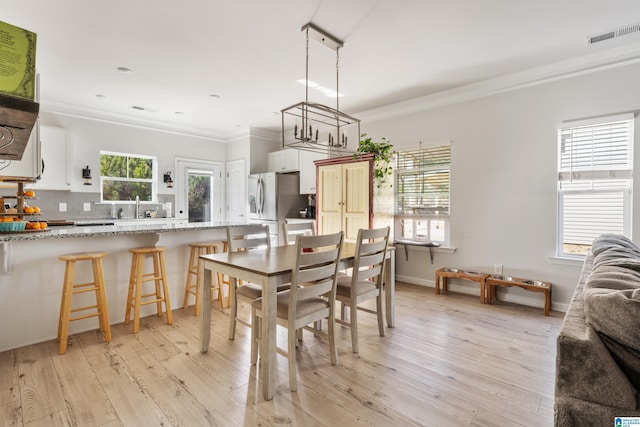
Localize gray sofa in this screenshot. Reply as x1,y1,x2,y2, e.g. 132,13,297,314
555,234,640,425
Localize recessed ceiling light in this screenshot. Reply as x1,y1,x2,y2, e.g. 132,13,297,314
95,94,107,100
117,67,132,74
175,111,184,115
209,94,220,99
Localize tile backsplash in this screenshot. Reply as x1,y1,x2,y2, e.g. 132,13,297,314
24,190,175,221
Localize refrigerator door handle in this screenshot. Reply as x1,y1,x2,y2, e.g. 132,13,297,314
257,177,264,217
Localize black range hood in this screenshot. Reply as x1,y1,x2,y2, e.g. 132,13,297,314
0,93,39,161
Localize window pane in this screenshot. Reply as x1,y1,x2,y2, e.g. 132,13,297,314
431,220,446,242
100,154,127,178
102,180,152,202
415,220,429,238
401,218,413,239
188,174,212,222
128,157,153,179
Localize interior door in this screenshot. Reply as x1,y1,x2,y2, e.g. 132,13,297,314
226,159,246,223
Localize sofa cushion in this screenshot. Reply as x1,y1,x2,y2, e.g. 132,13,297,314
584,235,640,394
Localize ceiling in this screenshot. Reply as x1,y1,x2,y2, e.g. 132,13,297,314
3,0,640,141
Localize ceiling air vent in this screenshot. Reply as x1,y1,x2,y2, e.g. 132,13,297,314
587,22,640,44
130,105,158,113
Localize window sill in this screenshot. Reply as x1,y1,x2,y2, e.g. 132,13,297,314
546,255,584,266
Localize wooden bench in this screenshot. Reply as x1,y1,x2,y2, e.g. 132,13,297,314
435,268,489,303
485,275,552,316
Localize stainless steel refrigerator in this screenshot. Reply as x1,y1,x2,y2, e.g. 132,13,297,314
248,172,307,245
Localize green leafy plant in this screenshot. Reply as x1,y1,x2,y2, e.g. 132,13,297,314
354,133,396,188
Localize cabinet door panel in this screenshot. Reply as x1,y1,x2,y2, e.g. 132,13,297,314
317,164,342,235
342,161,369,240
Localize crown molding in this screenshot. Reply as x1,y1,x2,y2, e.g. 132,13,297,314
39,100,234,142
357,41,640,124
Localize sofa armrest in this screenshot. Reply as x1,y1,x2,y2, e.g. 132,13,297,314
556,325,637,409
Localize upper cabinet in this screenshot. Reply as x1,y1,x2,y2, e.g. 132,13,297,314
32,126,71,190
268,148,299,173
299,150,326,194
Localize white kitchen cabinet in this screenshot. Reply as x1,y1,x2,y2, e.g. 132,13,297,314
33,126,70,190
268,148,299,173
298,150,326,194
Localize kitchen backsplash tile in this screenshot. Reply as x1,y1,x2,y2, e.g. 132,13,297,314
28,190,175,221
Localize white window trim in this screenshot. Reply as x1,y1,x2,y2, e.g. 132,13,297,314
100,150,158,203
556,114,634,257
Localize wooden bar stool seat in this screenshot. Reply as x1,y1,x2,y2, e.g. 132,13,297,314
125,246,172,334
183,241,226,315
57,251,111,355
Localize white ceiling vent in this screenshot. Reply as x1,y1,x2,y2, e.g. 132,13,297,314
587,22,640,44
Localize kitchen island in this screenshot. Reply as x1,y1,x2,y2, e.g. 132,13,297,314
0,221,241,352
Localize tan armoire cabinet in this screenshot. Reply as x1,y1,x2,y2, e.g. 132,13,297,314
315,154,393,242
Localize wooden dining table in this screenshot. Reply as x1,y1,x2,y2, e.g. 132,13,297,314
199,242,396,400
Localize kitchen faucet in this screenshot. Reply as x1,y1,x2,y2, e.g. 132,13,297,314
135,195,140,219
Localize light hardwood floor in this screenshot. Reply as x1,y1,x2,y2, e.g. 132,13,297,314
0,283,563,426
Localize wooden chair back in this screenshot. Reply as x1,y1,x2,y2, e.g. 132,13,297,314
282,221,315,246
352,226,390,285
289,231,344,309
226,224,271,252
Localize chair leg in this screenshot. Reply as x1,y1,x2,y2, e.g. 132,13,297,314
93,258,111,343
158,252,172,325
228,277,238,340
288,321,298,392
350,301,359,353
124,254,137,326
152,253,163,317
183,247,197,310
376,292,385,337
250,307,259,365
328,314,337,366
133,255,144,334
58,261,76,354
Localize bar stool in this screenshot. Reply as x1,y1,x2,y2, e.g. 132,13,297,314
125,246,172,334
182,241,226,315
57,251,111,355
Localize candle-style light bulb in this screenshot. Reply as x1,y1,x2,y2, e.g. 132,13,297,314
294,124,298,138
315,128,319,142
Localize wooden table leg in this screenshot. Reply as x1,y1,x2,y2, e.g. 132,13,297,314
199,260,211,353
384,251,396,328
261,278,276,400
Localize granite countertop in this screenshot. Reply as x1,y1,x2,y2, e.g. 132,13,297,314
0,220,246,242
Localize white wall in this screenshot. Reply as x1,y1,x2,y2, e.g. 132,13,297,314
362,62,640,311
38,112,228,195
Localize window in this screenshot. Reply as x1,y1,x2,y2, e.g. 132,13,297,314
557,114,634,257
395,143,451,245
100,151,157,202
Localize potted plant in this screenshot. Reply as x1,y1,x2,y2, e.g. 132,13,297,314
354,133,396,188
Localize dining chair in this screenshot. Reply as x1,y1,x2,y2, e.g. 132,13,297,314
250,231,344,391
226,224,282,339
336,226,390,353
282,221,315,246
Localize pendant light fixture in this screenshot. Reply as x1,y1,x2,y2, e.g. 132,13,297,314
281,23,360,157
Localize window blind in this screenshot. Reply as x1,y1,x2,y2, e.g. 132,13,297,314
395,144,450,216
558,119,633,181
